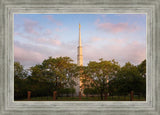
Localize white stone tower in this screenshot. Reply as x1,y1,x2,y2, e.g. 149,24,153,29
77,24,83,66
75,24,83,96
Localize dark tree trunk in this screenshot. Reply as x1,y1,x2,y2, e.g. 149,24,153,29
100,92,103,100
55,76,58,99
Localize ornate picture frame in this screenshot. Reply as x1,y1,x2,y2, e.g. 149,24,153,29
0,0,160,115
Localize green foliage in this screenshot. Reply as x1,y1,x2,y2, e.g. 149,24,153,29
83,88,98,96
14,62,29,99
109,61,146,96
137,59,146,78
14,57,79,99
81,59,120,100
59,88,75,96
14,58,146,100
14,62,28,79
30,56,79,92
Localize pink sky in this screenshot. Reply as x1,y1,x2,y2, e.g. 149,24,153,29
14,14,146,68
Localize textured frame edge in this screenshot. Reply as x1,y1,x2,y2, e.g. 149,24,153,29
0,0,160,115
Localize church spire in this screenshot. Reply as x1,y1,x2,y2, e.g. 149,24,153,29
77,24,83,66
79,24,81,46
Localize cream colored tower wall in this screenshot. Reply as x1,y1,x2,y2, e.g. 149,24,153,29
77,46,83,66
75,24,83,96
77,24,83,66
74,77,80,96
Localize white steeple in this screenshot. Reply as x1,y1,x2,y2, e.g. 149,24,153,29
77,24,83,66
74,24,83,96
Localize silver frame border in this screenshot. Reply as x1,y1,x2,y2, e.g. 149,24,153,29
0,0,160,115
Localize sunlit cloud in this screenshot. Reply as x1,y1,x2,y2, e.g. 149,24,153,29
14,40,77,68
23,19,40,35
90,37,103,42
55,28,68,32
14,44,46,68
14,14,146,68
45,15,62,26
43,29,52,35
15,31,61,47
83,37,146,65
37,38,61,46
95,19,139,33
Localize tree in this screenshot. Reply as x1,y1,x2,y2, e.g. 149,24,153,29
30,56,79,97
14,62,28,99
82,59,120,100
59,88,75,97
109,62,146,96
83,88,98,97
138,59,146,78
137,59,146,96
14,61,28,79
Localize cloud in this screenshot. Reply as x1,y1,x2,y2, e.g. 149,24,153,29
23,19,40,35
95,20,139,33
15,18,63,47
104,40,146,65
14,43,46,68
83,37,146,66
14,35,146,69
14,32,33,40
37,38,61,46
14,40,77,68
45,15,62,26
14,15,145,68
15,31,61,47
44,29,52,35
90,37,103,42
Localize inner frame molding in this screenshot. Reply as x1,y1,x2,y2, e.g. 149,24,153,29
0,0,160,115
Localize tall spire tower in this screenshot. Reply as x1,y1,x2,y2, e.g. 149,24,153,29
74,24,83,96
77,24,83,66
